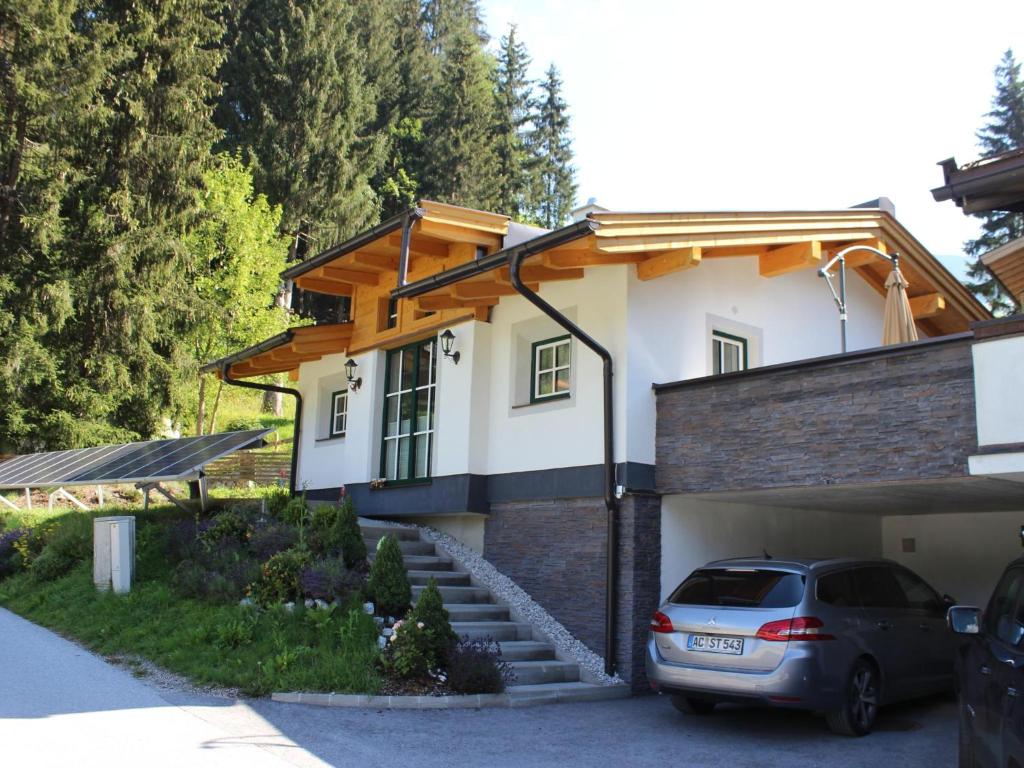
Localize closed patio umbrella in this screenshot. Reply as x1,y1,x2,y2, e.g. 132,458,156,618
882,265,918,345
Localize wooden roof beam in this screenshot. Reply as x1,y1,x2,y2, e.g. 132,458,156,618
759,240,822,277
826,238,888,268
496,265,585,283
417,218,503,248
637,247,702,281
703,245,767,259
416,295,499,311
909,293,946,318
293,276,354,296
452,281,539,299
350,251,399,271
542,251,645,269
320,266,379,285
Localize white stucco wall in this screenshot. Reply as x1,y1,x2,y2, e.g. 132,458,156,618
660,495,883,602
972,334,1024,448
626,255,888,465
882,511,1024,608
482,266,630,473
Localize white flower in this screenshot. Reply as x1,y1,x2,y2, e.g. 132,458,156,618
416,622,425,629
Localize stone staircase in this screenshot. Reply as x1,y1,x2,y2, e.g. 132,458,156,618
362,522,629,706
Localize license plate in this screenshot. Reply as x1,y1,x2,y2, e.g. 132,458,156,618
687,634,744,655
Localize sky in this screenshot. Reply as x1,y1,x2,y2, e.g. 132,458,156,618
480,0,1024,280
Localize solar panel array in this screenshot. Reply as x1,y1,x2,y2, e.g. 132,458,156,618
0,430,271,489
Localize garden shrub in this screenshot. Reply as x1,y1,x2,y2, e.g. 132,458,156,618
254,546,311,604
279,495,310,528
172,560,209,599
0,528,28,579
380,618,431,679
265,488,291,519
28,513,92,582
249,523,298,561
409,577,456,669
200,510,250,547
164,519,207,562
446,637,514,694
367,534,410,617
300,558,360,602
224,417,262,432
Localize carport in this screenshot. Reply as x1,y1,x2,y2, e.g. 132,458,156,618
653,318,1024,608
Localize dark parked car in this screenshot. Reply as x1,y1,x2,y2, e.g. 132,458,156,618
647,557,958,735
949,557,1024,767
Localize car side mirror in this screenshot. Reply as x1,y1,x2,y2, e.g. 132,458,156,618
947,605,981,635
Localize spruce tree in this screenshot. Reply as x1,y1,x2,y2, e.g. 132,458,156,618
422,19,498,209
492,24,535,220
965,49,1024,314
1,0,225,450
530,65,577,229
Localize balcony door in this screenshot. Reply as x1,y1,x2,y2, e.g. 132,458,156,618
380,338,437,482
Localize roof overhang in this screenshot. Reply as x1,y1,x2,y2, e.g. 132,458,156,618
932,151,1024,214
397,207,989,336
981,236,1024,304
280,200,511,296
200,323,354,379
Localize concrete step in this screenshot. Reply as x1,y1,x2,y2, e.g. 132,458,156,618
452,621,533,641
358,524,419,542
407,570,470,586
367,554,453,571
364,537,436,556
412,584,491,603
507,660,580,686
443,603,509,622
497,641,558,662
506,682,632,706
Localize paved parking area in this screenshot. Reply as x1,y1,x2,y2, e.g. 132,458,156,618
1,607,956,768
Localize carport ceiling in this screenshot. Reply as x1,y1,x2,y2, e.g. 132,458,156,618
685,476,1024,515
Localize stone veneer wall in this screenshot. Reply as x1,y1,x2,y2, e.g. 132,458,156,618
655,335,977,494
483,494,661,690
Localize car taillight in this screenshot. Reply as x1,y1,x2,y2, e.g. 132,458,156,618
650,610,674,634
756,616,834,642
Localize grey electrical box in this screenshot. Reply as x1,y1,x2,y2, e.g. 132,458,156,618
93,516,136,593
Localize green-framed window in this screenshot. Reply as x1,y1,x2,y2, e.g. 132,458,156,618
380,338,437,482
531,335,571,402
329,390,347,438
712,330,748,375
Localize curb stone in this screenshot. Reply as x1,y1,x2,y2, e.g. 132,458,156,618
271,685,631,709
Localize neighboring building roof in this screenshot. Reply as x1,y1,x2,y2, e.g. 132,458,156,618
932,149,1024,214
981,236,1024,303
209,200,990,379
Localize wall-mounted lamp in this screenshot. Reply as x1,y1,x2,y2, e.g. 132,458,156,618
344,358,362,392
439,329,460,365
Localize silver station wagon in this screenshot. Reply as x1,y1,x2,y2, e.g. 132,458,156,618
646,557,957,736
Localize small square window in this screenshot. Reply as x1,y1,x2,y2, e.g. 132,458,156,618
712,331,747,375
329,390,347,438
531,336,571,402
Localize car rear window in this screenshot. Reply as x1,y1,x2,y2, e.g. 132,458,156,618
669,569,806,608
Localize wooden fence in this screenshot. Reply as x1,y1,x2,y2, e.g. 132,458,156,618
204,443,291,487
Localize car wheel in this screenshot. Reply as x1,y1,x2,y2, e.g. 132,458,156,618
958,694,976,768
826,659,879,736
670,694,716,715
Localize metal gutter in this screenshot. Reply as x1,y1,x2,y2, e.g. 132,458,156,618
390,216,619,676
199,331,295,375
281,207,426,281
391,219,600,299
220,365,303,498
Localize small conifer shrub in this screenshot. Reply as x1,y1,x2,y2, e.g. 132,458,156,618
367,534,410,617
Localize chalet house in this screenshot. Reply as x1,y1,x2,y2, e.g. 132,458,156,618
204,198,1024,686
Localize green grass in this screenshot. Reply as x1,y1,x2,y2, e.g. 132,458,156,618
0,506,381,696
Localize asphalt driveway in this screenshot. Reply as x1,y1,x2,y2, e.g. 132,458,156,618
1,607,956,768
